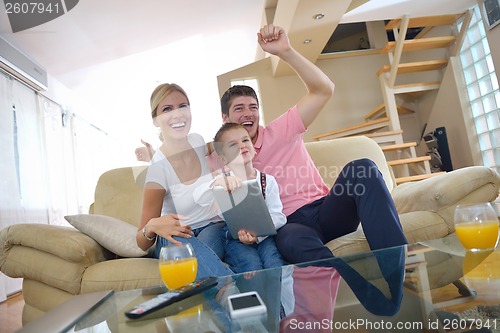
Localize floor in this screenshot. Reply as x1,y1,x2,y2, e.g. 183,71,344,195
0,292,24,333
431,250,500,312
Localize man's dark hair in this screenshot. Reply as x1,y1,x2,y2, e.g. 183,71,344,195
220,85,259,116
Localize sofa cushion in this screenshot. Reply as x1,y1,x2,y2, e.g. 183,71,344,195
305,137,394,191
23,279,74,315
65,214,148,258
398,211,449,243
81,258,161,293
326,210,449,257
22,302,46,324
92,166,148,227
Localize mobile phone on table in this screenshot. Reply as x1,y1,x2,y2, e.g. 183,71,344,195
227,291,267,320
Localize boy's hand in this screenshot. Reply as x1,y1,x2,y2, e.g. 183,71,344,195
238,230,257,244
211,175,242,192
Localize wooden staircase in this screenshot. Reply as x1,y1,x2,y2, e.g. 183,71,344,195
312,12,472,184
313,117,390,141
364,103,414,121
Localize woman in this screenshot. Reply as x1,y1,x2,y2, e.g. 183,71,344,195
136,83,232,278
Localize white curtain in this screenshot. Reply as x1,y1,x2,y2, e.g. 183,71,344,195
11,80,49,224
0,77,49,227
0,73,136,299
0,77,82,299
0,75,24,299
38,94,79,225
0,75,17,229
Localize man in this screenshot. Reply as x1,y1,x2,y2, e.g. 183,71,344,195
221,24,407,263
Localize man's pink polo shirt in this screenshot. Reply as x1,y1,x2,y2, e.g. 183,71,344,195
252,106,329,217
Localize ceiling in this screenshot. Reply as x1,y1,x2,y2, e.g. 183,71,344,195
0,0,268,88
0,0,477,89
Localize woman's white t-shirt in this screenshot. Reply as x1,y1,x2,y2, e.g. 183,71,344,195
145,133,221,230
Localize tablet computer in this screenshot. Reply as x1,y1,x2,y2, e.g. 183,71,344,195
213,179,277,239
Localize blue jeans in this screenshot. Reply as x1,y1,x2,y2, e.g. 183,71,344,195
193,221,225,260
154,222,233,278
275,158,408,264
223,224,286,273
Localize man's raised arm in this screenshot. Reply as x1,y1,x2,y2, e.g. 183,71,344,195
257,24,335,128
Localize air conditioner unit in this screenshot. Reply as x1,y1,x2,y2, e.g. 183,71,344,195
0,37,48,91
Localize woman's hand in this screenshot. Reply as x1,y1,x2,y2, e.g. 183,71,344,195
238,229,257,245
148,214,193,245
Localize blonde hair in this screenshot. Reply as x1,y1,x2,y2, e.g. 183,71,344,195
150,83,190,119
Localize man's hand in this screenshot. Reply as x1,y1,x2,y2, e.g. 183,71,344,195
257,24,291,57
256,24,334,128
135,139,155,162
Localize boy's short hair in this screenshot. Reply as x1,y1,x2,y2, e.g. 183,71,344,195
220,85,259,116
213,122,246,156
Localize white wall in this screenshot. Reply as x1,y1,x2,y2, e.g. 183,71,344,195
419,57,478,169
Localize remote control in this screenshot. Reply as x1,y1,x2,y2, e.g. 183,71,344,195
125,276,218,319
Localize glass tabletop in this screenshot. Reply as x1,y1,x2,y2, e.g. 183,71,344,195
67,235,500,333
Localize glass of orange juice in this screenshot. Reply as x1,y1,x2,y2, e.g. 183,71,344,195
159,243,198,290
454,202,499,252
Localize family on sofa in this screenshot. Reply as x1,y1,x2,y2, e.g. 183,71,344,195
136,23,407,278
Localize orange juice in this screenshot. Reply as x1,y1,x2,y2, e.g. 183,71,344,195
462,249,494,274
159,257,198,289
455,221,499,251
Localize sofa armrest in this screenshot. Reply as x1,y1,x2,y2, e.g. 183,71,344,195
391,166,500,214
0,224,112,276
1,224,111,265
0,224,115,295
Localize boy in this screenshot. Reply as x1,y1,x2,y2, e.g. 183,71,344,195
195,123,286,273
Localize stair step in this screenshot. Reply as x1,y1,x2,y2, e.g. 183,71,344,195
376,60,448,76
381,142,417,151
364,103,414,121
364,104,385,120
364,130,403,139
381,36,456,53
394,81,441,95
363,130,404,145
387,156,431,166
385,14,465,30
313,117,389,141
395,172,446,184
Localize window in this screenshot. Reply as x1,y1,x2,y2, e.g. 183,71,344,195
230,78,265,125
481,0,500,30
459,5,500,174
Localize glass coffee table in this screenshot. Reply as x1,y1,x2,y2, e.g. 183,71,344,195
19,235,500,333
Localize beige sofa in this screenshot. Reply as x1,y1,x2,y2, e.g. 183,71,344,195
1,136,499,323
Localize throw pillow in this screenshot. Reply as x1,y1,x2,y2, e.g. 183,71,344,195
64,214,148,258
